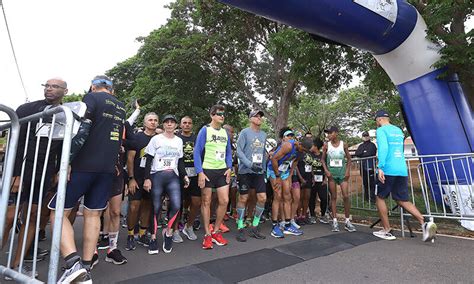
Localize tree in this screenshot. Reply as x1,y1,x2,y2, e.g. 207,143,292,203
62,92,85,103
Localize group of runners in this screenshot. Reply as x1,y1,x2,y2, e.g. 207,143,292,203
2,76,437,283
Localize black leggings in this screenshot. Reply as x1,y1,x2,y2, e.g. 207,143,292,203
309,182,329,217
150,171,181,234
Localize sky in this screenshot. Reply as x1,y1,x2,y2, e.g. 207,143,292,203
0,0,173,113
0,1,472,116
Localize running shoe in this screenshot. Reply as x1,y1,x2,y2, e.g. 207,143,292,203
24,251,45,263
231,212,238,220
290,219,301,229
137,234,150,247
202,234,213,250
105,249,128,265
236,228,247,242
224,213,230,221
126,235,136,251
271,224,285,238
39,229,46,241
284,224,303,236
244,218,252,228
193,219,201,231
422,221,437,242
331,220,340,232
72,269,92,284
91,251,99,270
97,235,109,250
344,221,357,232
248,226,266,239
5,265,39,280
209,223,230,234
372,229,396,240
162,230,173,253
211,231,228,246
148,239,159,255
172,230,184,243
309,216,318,224
57,260,87,283
182,224,197,241
319,215,330,224
178,222,185,231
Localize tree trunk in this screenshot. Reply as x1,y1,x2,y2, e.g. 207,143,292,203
274,79,297,137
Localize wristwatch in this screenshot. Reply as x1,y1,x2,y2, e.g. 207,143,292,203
128,176,134,181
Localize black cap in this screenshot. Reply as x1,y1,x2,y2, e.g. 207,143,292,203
324,126,339,133
362,131,369,137
375,110,390,120
162,114,177,123
249,110,264,118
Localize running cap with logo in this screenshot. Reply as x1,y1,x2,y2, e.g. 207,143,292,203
362,131,369,137
162,114,178,123
324,126,339,133
249,110,264,118
283,130,295,137
375,110,390,120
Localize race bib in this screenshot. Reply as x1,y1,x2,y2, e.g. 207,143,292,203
278,162,290,172
156,158,175,171
215,150,225,161
329,159,343,168
140,157,146,168
305,165,312,173
314,175,323,182
36,123,52,137
185,167,197,177
252,153,263,163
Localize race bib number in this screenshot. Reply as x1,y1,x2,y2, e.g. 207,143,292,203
329,159,343,168
314,175,323,182
278,162,290,172
215,150,225,161
185,167,197,177
36,123,52,137
157,158,175,171
305,165,312,173
140,157,146,168
252,153,263,163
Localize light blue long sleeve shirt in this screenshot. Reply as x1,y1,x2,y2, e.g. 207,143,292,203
236,127,267,174
376,124,408,177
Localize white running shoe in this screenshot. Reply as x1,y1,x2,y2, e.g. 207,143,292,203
182,224,197,241
172,230,184,243
373,229,396,240
422,221,437,242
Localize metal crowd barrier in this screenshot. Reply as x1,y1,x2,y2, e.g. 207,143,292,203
345,154,474,237
0,104,74,283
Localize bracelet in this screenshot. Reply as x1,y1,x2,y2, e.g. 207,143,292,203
128,176,134,181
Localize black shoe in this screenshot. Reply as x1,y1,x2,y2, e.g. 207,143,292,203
91,252,99,270
137,234,150,247
248,226,266,240
39,229,46,241
193,219,201,231
105,249,127,265
236,228,247,242
125,235,136,251
162,230,173,253
97,236,109,250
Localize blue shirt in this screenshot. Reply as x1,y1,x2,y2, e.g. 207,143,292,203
376,124,408,177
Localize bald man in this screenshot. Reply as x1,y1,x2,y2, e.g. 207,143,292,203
4,78,68,276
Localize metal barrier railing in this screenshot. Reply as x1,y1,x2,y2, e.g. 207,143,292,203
0,104,74,283
344,154,474,236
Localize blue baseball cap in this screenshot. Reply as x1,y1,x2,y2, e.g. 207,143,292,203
375,110,390,120
283,130,295,137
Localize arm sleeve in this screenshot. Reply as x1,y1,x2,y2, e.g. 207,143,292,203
143,154,154,180
225,133,233,169
236,131,252,168
127,108,140,125
376,129,388,171
193,127,206,174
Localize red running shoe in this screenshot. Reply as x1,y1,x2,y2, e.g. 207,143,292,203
202,234,213,250
224,213,230,221
219,222,230,233
211,231,228,246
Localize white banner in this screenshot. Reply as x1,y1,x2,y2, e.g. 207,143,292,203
354,0,398,24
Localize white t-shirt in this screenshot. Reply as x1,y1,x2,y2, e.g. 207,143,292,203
145,134,183,176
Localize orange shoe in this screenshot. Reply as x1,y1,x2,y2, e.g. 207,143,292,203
219,222,230,233
202,234,213,249
209,223,214,233
211,231,228,246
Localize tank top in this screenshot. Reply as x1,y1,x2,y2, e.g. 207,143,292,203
267,139,297,172
327,140,346,176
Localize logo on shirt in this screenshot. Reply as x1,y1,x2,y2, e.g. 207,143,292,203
209,134,227,143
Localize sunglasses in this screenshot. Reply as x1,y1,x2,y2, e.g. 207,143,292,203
214,112,225,117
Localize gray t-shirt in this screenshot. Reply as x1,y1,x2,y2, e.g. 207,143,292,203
236,127,267,174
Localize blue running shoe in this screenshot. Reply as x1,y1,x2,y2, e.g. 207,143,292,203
284,224,303,236
270,224,285,238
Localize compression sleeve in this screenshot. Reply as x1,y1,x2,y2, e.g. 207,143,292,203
143,154,154,180
193,127,206,174
69,119,92,162
127,108,140,125
376,128,388,171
